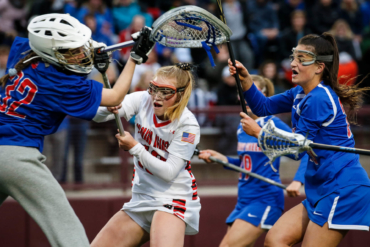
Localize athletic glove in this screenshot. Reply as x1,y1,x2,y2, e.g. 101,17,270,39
130,26,155,65
93,47,110,74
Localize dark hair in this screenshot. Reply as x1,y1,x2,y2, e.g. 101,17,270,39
0,51,41,88
298,32,369,123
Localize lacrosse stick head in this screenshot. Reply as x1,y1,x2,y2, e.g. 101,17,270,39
258,119,313,168
150,5,232,48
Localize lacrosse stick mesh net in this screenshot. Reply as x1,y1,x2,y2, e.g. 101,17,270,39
258,119,313,171
151,6,231,48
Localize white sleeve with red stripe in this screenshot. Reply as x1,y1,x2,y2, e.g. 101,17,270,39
167,111,200,161
129,143,186,182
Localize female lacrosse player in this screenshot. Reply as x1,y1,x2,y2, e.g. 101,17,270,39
92,63,200,247
198,75,307,247
229,33,370,247
0,13,153,246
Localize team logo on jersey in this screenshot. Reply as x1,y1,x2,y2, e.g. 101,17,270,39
181,132,195,144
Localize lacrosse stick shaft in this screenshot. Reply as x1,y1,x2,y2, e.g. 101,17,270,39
216,0,248,115
102,73,125,136
194,150,286,189
310,143,370,156
101,40,135,53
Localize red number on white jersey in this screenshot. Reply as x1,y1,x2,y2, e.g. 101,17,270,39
240,154,252,180
0,71,38,118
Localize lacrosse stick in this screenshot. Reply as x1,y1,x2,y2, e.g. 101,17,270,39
193,149,287,189
215,0,247,114
98,5,232,136
259,120,370,167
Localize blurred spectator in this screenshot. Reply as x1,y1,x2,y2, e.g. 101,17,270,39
61,117,89,183
278,0,305,31
339,0,363,38
223,0,254,70
118,15,145,62
247,0,280,64
361,22,370,63
309,0,340,34
0,45,10,78
113,0,153,32
0,0,27,37
203,46,230,90
217,66,239,106
131,50,160,91
43,118,69,182
68,0,114,36
259,60,289,93
279,10,311,60
28,0,64,20
329,19,359,84
156,45,191,66
134,70,154,91
361,0,370,28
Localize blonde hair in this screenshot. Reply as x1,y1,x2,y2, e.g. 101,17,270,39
154,64,194,122
328,19,354,39
251,75,275,97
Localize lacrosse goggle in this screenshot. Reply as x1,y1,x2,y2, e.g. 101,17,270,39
148,80,186,100
289,47,333,66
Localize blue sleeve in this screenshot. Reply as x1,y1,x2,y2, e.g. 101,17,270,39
224,156,241,171
272,117,291,132
293,154,308,184
60,79,103,120
243,83,294,116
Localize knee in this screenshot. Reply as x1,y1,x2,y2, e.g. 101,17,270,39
264,228,289,247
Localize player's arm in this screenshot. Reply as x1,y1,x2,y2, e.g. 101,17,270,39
199,150,241,171
286,154,308,197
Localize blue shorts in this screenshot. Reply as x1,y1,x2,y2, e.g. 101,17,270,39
226,202,283,230
302,185,370,231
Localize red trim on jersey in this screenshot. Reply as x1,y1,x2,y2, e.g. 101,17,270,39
153,114,171,128
173,199,186,206
174,213,185,219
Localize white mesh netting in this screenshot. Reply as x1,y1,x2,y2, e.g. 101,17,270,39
151,6,232,48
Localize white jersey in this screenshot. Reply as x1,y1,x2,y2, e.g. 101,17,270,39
115,91,200,200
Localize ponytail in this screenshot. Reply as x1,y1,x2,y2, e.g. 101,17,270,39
0,51,41,88
299,32,369,123
251,75,275,97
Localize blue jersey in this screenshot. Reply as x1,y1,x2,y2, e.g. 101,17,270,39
226,115,308,210
0,37,103,152
243,82,370,206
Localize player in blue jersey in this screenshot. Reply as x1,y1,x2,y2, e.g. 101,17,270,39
199,75,308,247
229,32,370,247
0,13,154,247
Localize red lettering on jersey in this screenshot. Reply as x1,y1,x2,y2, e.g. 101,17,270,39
151,150,166,161
153,135,169,152
31,62,39,69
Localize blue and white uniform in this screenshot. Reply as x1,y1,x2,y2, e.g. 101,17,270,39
0,37,103,246
243,82,370,230
225,116,308,229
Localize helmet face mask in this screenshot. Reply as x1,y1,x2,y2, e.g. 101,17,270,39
28,13,94,74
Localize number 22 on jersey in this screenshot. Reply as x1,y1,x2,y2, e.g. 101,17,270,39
0,71,38,119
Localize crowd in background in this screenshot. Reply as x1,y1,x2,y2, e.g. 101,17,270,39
1,0,370,181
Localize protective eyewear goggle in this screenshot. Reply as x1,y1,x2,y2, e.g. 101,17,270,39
148,80,186,100
289,47,333,66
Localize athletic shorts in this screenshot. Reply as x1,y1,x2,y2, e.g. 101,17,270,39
302,185,370,231
226,202,283,230
122,192,201,235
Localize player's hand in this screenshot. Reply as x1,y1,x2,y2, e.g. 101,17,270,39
115,131,138,151
228,59,254,91
286,181,302,197
199,149,228,163
94,46,110,73
240,112,261,138
107,104,122,114
130,26,155,64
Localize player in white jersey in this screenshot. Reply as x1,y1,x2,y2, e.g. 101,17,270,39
92,63,200,247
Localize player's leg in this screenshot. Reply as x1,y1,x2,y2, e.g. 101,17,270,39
91,210,150,247
219,226,231,247
0,146,90,247
301,222,346,247
150,211,186,247
264,203,309,247
220,219,265,247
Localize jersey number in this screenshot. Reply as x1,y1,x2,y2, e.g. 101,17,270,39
0,71,38,119
240,154,252,180
138,145,167,175
339,99,352,138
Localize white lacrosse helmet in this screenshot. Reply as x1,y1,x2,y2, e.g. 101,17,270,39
28,13,94,74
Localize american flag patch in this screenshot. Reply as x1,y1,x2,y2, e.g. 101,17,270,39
181,132,195,144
